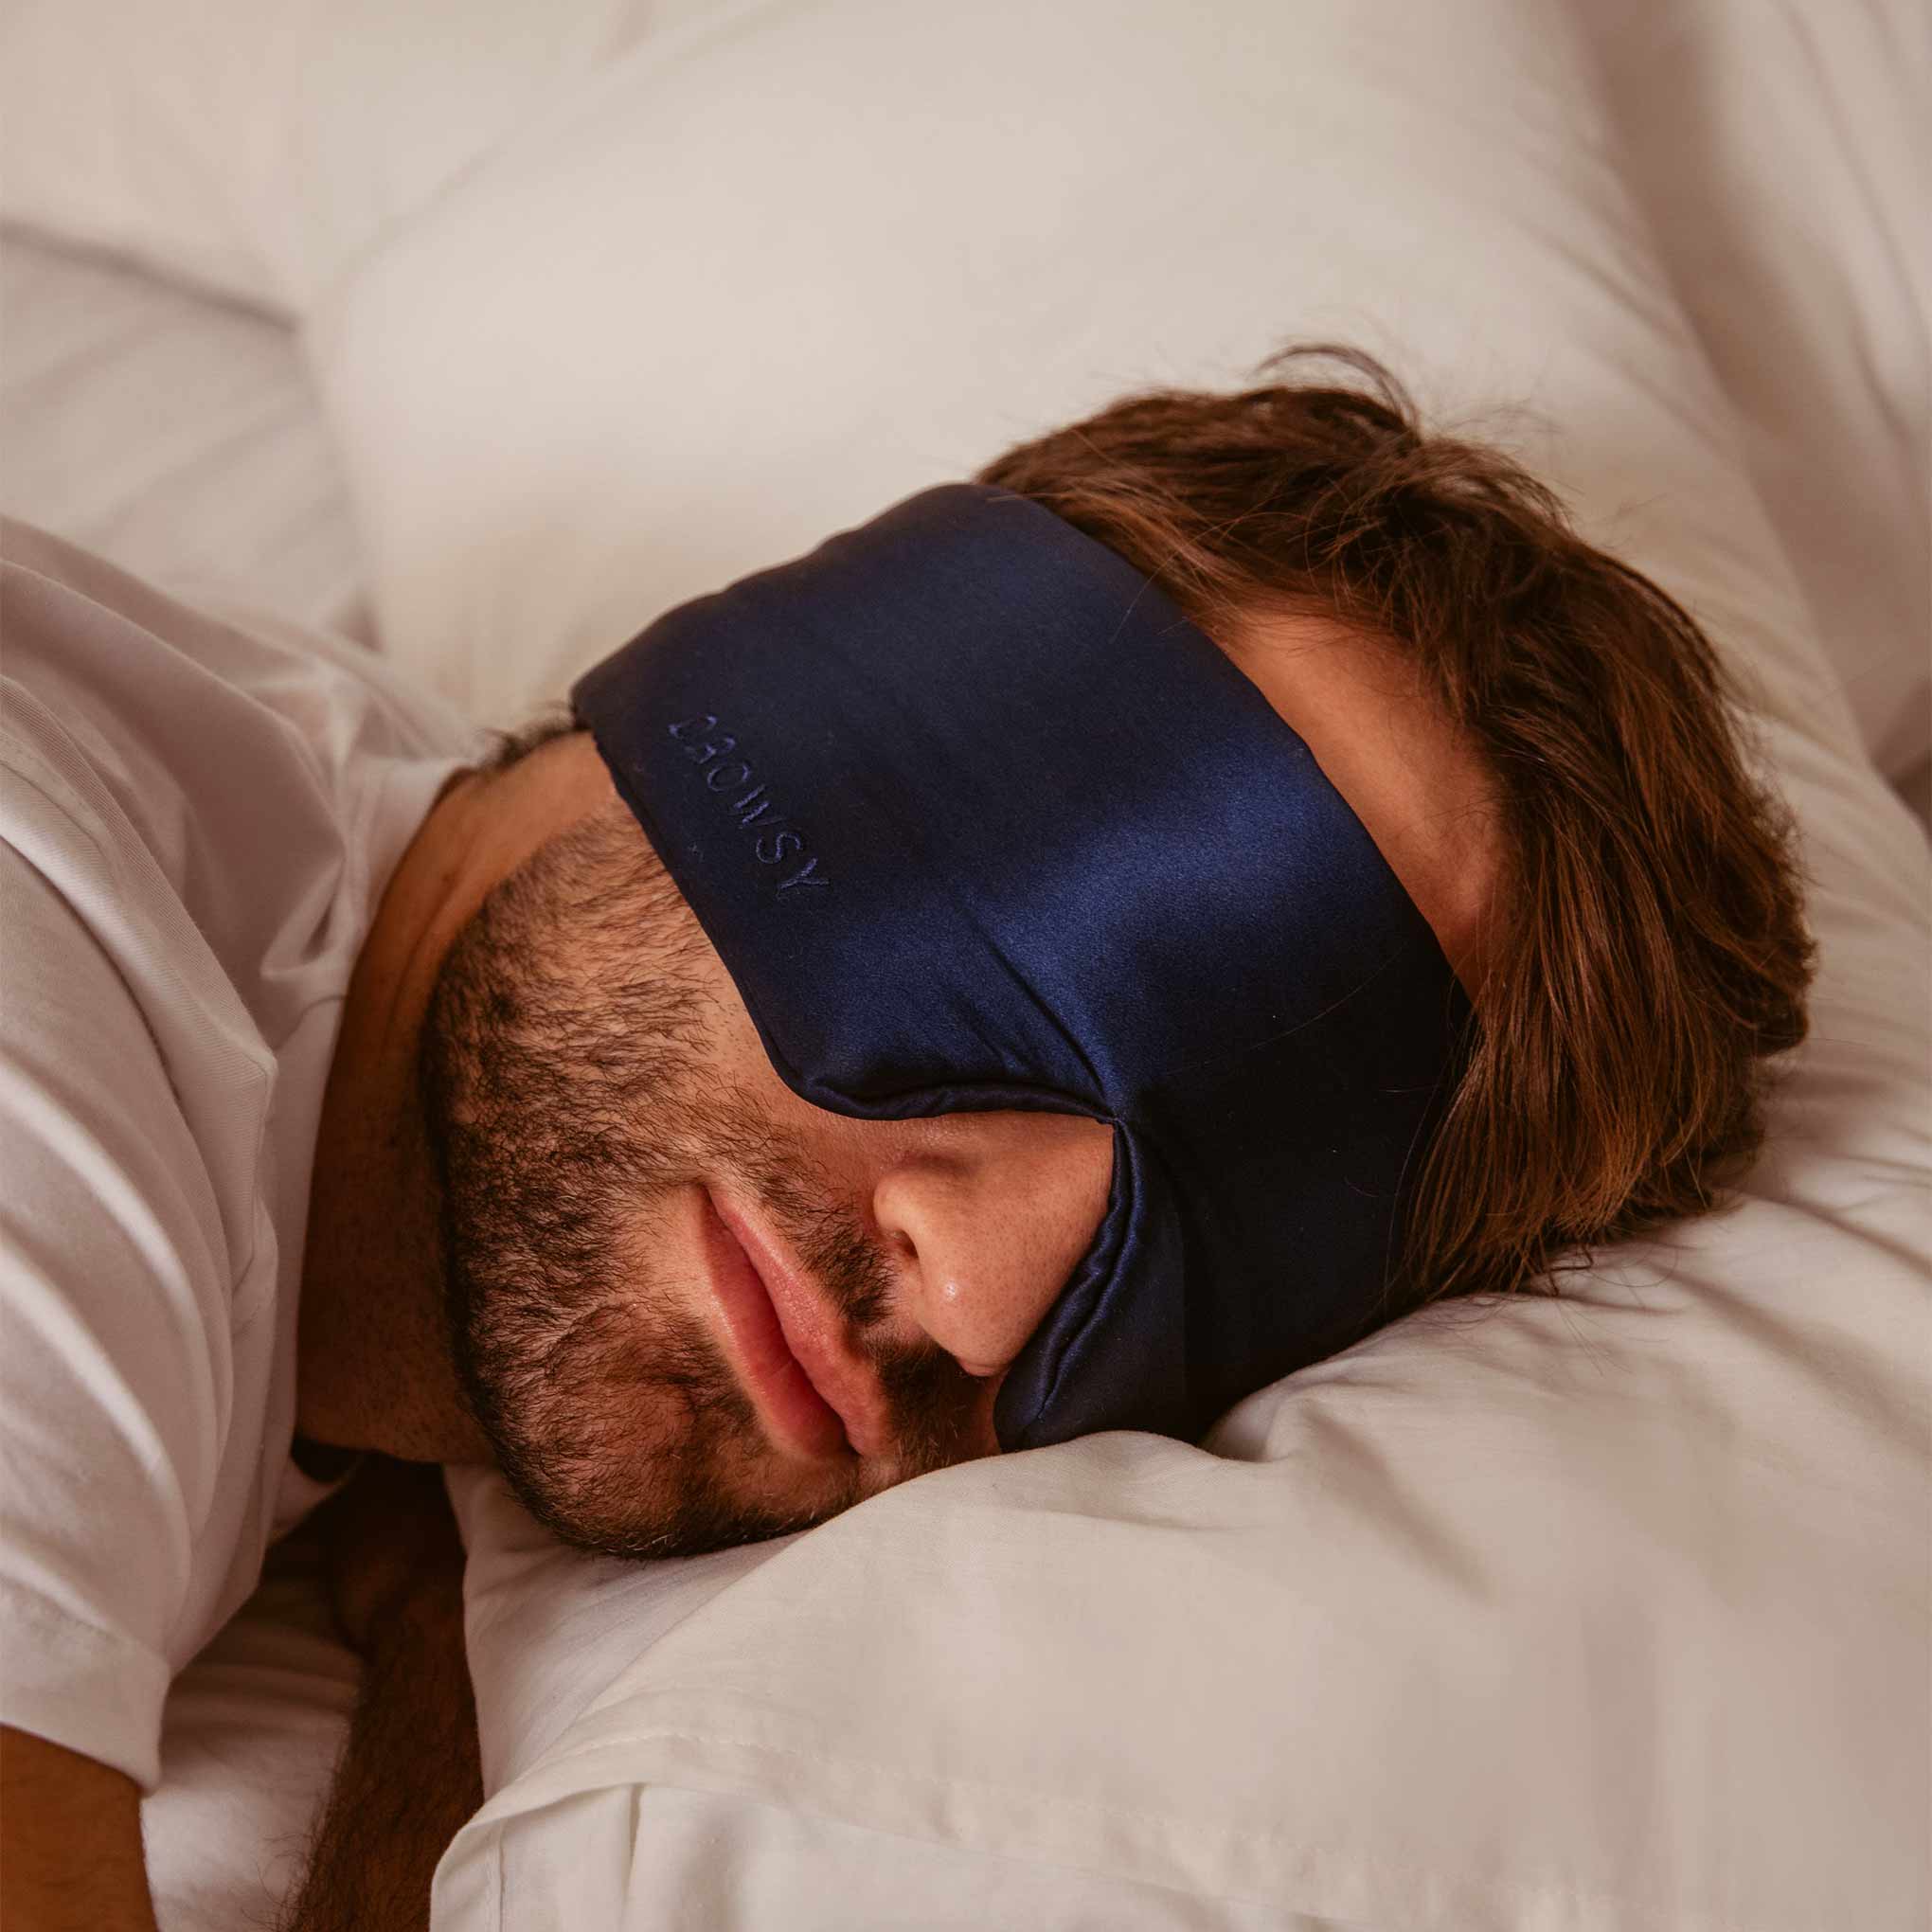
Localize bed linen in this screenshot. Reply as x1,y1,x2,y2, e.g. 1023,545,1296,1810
0,229,369,641
299,1,1930,798
138,1524,362,1932
1576,0,1929,817
0,1,1923,1928
0,0,724,322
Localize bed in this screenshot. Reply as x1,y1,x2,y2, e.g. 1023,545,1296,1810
1,2,1925,1927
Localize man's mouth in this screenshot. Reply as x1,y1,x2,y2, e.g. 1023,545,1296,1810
696,1185,892,1460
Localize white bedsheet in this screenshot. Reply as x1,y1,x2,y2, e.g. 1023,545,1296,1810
0,228,369,641
139,1527,360,1932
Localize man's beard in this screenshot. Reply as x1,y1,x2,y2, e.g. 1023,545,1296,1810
416,801,984,1560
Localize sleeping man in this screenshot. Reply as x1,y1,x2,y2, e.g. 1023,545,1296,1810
0,347,1816,1929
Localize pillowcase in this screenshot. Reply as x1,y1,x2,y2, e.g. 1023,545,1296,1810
288,1,1923,1925
301,0,1875,772
0,0,699,318
0,230,367,638
9,0,1916,786
1577,0,1930,789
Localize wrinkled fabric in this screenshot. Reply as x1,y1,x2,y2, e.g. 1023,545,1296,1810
573,485,1472,1449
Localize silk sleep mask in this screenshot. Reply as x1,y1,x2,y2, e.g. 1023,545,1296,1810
570,483,1475,1453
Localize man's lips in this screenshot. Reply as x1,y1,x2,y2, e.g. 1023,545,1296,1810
698,1187,892,1460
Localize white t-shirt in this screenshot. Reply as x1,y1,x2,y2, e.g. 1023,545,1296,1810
0,515,480,1791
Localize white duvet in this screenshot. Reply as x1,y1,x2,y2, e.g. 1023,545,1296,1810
2,0,1926,1927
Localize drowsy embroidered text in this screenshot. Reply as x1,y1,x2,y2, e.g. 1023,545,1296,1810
667,714,830,893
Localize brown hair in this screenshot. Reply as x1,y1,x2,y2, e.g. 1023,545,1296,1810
977,344,1819,1319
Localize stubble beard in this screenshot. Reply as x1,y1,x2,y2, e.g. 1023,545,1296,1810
414,803,977,1560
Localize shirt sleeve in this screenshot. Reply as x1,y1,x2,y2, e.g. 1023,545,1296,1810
0,838,234,1791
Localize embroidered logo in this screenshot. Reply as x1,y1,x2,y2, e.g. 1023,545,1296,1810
667,715,830,894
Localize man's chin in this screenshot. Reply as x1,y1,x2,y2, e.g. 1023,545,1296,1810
505,1471,851,1563
474,1401,863,1562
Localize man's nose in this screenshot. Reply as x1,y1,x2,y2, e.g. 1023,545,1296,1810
868,1110,1116,1379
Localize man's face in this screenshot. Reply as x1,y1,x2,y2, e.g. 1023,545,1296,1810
419,788,1114,1559
418,606,1498,1563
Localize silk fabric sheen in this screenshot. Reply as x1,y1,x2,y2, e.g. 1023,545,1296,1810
572,485,1472,1450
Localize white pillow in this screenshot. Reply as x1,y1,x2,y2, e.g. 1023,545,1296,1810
1577,0,1930,790
0,230,367,639
304,0,1875,775
314,2,1930,1926
0,0,707,319
9,0,1917,779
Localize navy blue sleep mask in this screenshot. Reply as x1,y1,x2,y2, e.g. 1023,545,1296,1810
571,483,1474,1452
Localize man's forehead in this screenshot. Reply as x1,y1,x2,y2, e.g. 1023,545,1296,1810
1224,611,1503,994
